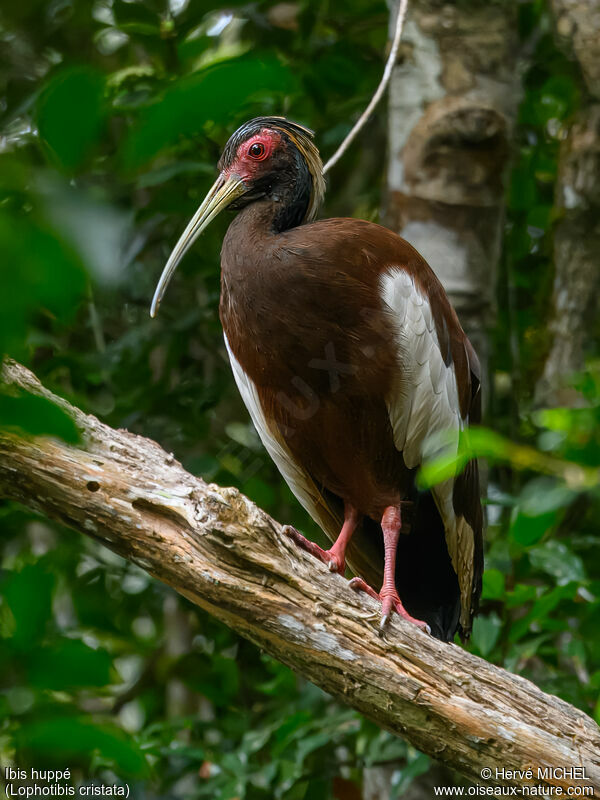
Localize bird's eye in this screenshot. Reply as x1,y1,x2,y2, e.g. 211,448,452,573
249,142,266,159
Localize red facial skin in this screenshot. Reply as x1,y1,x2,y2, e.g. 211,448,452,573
224,129,282,183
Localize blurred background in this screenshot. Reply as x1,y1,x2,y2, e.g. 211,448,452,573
0,0,599,797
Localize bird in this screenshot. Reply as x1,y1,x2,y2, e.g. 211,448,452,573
151,116,483,642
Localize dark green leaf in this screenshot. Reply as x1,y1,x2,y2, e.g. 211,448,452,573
27,638,113,690
481,569,505,600
510,510,555,547
529,541,586,585
123,56,297,168
0,389,79,443
471,613,502,657
17,716,150,777
37,67,106,171
1,565,54,649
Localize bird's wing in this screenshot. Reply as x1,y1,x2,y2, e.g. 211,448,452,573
224,333,342,540
380,267,481,633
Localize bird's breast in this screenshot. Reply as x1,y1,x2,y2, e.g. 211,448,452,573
219,246,416,515
220,254,399,398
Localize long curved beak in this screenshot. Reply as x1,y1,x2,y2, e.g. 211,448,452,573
150,173,246,317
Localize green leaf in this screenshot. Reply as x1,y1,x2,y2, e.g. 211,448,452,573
1,565,54,649
510,510,555,547
0,388,79,443
242,724,276,756
363,729,407,767
174,653,240,706
27,638,113,690
531,584,578,622
508,163,537,211
471,612,502,657
271,711,312,756
136,160,214,188
508,585,576,643
535,75,579,125
505,583,538,609
534,408,574,432
529,541,586,585
392,751,431,798
526,204,552,232
112,0,160,31
0,211,86,359
295,731,333,764
37,66,106,171
40,180,131,286
481,569,505,600
17,716,150,777
123,55,297,168
519,477,576,515
298,779,329,800
243,476,276,509
417,449,468,489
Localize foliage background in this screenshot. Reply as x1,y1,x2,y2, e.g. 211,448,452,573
0,0,599,797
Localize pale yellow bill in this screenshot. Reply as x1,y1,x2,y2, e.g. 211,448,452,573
150,173,246,317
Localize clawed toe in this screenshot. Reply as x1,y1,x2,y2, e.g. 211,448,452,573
351,578,430,635
349,576,379,601
284,526,344,573
284,521,431,637
381,592,431,634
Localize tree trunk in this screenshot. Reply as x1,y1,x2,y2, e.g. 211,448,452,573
1,359,599,792
537,0,600,406
385,0,520,391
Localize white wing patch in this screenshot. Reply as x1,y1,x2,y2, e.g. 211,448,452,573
223,334,338,540
380,268,475,626
380,268,461,469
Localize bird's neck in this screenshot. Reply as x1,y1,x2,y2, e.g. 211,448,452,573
221,156,314,281
222,200,283,264
261,150,313,233
276,148,313,231
224,190,308,256
270,176,312,233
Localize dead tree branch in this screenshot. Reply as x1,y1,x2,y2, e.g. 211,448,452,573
0,360,598,791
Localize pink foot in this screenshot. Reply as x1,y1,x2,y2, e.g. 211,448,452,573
283,526,345,573
349,577,431,636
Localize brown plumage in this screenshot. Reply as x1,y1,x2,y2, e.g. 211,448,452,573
151,117,483,641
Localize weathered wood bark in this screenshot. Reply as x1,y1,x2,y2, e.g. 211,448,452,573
1,359,599,792
385,1,521,392
537,1,600,405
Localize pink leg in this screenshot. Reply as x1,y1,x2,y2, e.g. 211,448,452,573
349,505,431,635
284,504,359,574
